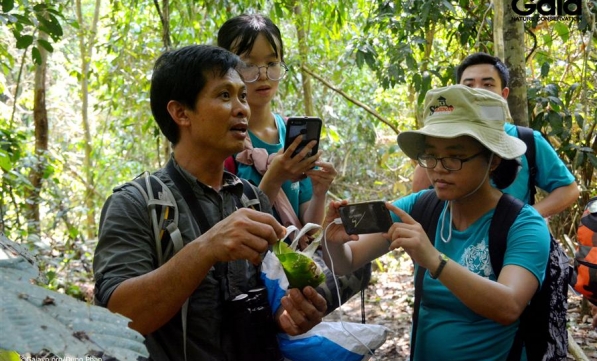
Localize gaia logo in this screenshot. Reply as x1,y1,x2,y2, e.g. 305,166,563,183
512,0,582,16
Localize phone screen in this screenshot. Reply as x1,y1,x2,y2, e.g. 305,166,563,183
284,117,322,157
339,201,393,235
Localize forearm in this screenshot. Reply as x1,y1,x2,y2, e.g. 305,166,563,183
301,193,327,226
258,170,285,203
107,240,214,335
533,182,579,218
433,259,533,325
321,240,354,275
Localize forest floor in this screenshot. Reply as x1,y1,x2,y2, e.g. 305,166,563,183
323,254,597,361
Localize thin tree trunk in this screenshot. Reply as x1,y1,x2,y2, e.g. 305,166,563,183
154,0,171,164
293,4,314,116
26,30,50,236
502,1,529,126
76,0,102,241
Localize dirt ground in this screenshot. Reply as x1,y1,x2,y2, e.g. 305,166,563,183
323,255,597,361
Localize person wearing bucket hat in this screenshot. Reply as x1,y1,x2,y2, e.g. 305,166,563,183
321,85,551,360
412,52,579,219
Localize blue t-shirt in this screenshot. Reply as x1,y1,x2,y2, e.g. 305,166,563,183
501,123,575,203
391,190,550,361
235,114,313,219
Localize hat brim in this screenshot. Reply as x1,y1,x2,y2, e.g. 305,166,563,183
397,122,526,160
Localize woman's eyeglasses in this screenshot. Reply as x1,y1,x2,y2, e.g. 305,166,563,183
417,151,485,171
239,62,288,83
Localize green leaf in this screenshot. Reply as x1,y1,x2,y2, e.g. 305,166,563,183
36,39,53,52
15,35,33,49
553,22,569,42
540,62,550,78
31,47,41,64
1,0,14,13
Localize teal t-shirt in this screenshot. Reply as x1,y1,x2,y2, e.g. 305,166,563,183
500,123,575,203
391,190,550,361
235,114,313,219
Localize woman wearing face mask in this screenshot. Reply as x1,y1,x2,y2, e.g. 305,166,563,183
217,14,371,313
322,85,550,361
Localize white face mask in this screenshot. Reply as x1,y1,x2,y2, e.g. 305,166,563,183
440,153,494,243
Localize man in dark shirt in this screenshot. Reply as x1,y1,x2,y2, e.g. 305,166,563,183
93,45,327,360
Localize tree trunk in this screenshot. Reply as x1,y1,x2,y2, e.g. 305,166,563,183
76,0,102,241
502,1,529,126
157,0,171,164
26,31,50,236
493,0,505,60
293,4,314,116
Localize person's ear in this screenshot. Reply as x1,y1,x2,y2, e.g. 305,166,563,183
490,154,502,172
166,100,190,127
501,87,510,99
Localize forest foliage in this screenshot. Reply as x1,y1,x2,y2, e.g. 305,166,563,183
0,0,596,299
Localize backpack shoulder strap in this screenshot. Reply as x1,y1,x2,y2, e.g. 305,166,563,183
487,193,525,361
516,125,537,205
488,193,525,277
409,190,444,361
238,178,261,211
127,172,181,267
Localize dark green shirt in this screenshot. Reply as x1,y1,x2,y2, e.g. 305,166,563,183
93,157,273,360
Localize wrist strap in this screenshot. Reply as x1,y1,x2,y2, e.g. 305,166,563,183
430,253,448,279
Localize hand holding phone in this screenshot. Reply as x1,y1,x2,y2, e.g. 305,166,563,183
284,116,322,158
339,201,393,235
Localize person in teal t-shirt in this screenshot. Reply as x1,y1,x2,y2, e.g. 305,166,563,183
322,85,550,361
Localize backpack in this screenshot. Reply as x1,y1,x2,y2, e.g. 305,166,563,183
571,197,597,306
125,161,262,361
410,190,570,361
128,162,261,266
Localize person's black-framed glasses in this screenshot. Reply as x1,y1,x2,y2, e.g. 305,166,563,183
417,150,485,171
240,62,288,83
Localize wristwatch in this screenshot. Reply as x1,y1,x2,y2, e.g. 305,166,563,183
430,253,449,279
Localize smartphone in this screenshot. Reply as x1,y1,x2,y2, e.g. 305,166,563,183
339,201,393,235
284,116,322,158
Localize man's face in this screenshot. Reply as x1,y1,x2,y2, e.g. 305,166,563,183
184,69,250,156
460,63,508,99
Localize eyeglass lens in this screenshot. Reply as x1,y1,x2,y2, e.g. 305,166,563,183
241,63,286,82
587,199,597,214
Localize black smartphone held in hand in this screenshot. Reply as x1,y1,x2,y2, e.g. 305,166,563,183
339,201,394,235
284,116,322,158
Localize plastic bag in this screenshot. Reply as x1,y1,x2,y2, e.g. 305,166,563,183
260,224,391,361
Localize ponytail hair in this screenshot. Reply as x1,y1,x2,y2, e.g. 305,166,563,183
491,157,521,189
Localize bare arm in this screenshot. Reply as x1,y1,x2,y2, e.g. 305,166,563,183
387,205,538,325
300,161,337,226
107,209,285,335
534,182,579,218
259,136,319,203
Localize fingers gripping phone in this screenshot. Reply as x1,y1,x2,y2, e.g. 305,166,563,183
284,116,322,158
339,201,394,235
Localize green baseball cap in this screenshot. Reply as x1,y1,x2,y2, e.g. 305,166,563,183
397,84,526,160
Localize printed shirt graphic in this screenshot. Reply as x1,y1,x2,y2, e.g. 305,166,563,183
390,191,549,361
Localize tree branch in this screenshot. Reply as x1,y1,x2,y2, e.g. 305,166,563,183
300,65,399,135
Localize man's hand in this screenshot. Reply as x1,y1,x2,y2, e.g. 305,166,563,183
200,208,286,265
275,286,327,336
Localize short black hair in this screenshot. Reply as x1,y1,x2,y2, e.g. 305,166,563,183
455,52,509,89
150,45,243,145
217,14,284,61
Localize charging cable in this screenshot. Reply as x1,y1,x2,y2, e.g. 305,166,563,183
323,219,375,356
